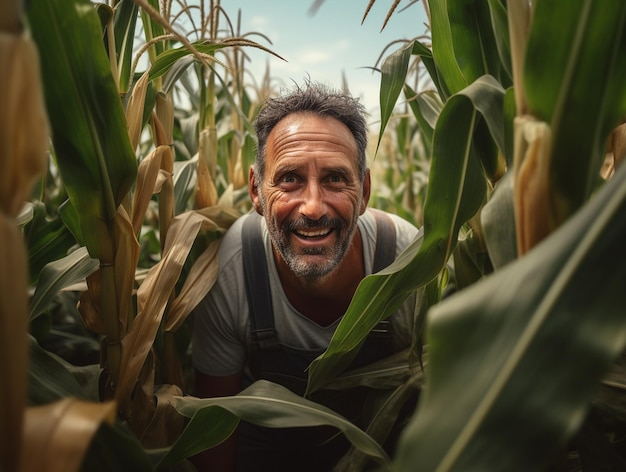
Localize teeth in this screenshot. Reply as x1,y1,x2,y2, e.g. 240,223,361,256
296,228,330,238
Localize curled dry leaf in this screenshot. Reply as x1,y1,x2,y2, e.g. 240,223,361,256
132,146,166,235
125,69,150,151
116,210,231,408
20,399,116,472
0,33,49,217
513,116,554,255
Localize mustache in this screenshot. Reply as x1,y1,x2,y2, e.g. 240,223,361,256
284,215,343,231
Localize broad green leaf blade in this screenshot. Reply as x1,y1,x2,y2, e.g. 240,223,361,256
24,202,77,286
82,421,154,472
502,86,517,166
455,75,506,179
428,0,466,96
27,336,91,404
480,171,517,269
149,39,280,84
307,77,504,395
29,247,99,321
404,86,443,158
114,0,139,93
395,158,626,471
486,0,513,84
447,0,501,84
58,199,83,246
524,1,626,210
154,405,239,469
27,0,137,258
411,40,446,98
173,157,199,215
322,348,418,391
162,380,391,469
378,42,413,152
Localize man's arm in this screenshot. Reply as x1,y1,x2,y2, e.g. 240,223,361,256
190,370,243,472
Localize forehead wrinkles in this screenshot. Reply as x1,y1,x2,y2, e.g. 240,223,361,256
268,121,357,159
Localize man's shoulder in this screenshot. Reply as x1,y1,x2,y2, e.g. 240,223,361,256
215,212,254,267
363,209,420,243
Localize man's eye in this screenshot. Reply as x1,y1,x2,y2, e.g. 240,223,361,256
328,173,345,184
280,173,297,184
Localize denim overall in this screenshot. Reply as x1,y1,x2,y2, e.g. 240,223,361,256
236,211,397,471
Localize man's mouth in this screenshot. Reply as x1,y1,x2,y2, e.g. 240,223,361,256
294,228,332,239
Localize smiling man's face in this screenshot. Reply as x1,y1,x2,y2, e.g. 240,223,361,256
249,112,370,281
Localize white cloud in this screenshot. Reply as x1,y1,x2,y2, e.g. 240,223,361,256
335,39,351,51
249,14,270,28
300,50,331,65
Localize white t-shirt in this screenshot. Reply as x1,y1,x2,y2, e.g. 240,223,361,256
191,209,422,377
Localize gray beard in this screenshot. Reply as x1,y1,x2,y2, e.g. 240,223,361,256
258,195,360,282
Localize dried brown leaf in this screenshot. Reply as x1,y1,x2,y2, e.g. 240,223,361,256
0,219,28,472
0,34,49,216
513,116,554,254
116,210,223,407
165,239,219,332
131,145,167,235
113,206,140,335
125,69,149,151
20,399,116,472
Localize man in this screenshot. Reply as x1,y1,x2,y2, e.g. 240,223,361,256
191,82,422,471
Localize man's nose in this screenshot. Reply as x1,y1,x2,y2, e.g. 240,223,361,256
299,181,326,220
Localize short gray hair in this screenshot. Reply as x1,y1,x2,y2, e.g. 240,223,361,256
253,81,368,183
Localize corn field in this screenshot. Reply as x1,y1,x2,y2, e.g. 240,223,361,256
2,0,626,471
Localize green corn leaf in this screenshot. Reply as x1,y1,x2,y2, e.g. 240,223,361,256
486,0,512,85
161,380,391,470
307,76,505,395
403,86,443,158
113,0,139,93
394,153,626,472
27,336,91,404
29,247,99,321
23,202,77,286
429,0,502,96
377,42,413,153
524,0,626,214
26,0,138,260
411,40,444,98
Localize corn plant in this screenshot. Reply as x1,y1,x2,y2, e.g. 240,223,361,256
19,0,289,467
302,0,626,470
16,0,626,470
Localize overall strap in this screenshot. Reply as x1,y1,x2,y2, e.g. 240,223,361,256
371,209,397,273
242,212,280,351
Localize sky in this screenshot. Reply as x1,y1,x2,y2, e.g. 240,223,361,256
218,1,429,121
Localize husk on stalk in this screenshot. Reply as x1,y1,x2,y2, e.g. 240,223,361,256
0,30,49,472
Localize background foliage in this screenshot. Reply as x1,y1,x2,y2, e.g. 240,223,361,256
2,0,626,471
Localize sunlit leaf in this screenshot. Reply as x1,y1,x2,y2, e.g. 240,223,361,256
378,42,413,152
395,159,626,471
523,0,626,214
27,0,138,259
113,0,139,93
307,76,504,395
163,380,391,469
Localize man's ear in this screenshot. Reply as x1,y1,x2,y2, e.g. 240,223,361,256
248,166,264,215
360,169,371,215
